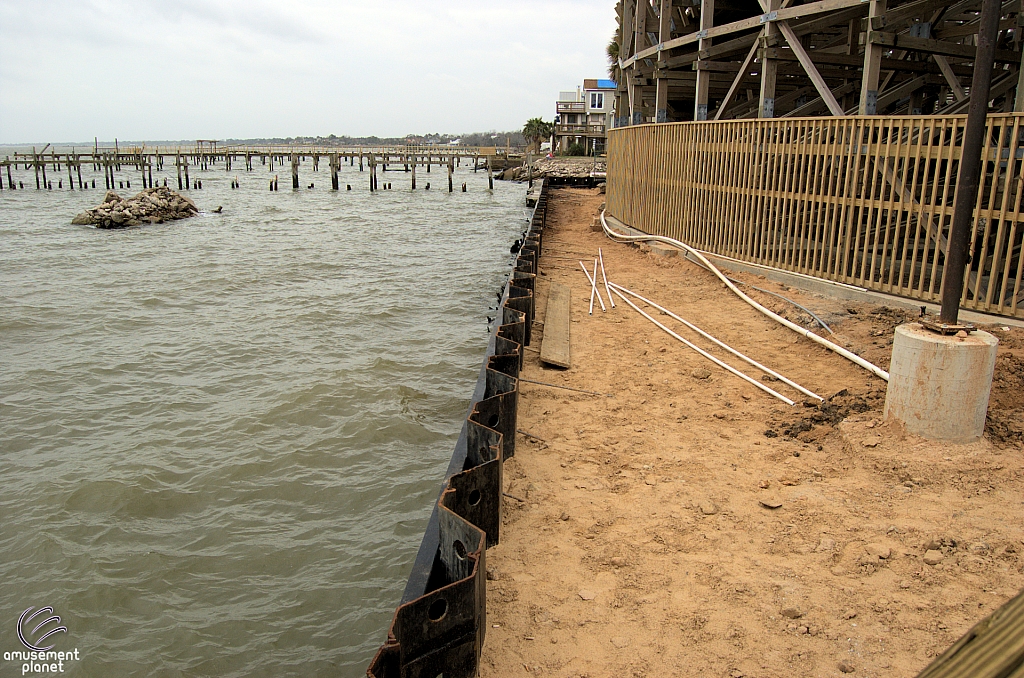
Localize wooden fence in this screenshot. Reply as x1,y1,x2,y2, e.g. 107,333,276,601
607,114,1024,319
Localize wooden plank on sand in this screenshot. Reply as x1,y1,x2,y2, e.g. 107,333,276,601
540,283,571,368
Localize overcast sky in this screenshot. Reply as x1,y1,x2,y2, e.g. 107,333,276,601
0,0,616,144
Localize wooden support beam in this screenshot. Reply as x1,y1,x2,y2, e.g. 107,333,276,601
776,20,844,115
1015,48,1024,111
656,0,674,121
759,0,781,117
621,0,865,67
694,0,715,120
868,32,1020,63
631,0,651,124
714,36,761,119
933,55,967,100
859,0,886,113
762,45,972,76
782,81,858,116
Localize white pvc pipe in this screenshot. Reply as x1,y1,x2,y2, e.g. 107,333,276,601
600,211,890,382
592,259,606,312
610,282,822,402
580,260,605,314
610,287,796,405
599,248,615,308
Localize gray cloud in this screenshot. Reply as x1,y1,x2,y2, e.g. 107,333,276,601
0,0,616,143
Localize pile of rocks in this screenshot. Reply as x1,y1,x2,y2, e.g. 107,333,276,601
71,187,199,229
501,157,607,182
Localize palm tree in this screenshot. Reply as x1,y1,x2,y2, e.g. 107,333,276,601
522,118,553,153
607,29,621,84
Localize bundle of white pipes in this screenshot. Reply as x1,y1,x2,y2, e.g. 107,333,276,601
599,211,889,382
578,260,817,406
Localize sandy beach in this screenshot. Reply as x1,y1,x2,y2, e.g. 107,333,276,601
479,187,1024,678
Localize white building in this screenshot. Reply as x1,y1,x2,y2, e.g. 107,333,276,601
554,79,616,155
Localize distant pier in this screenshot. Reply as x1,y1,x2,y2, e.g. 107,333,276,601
1,142,521,193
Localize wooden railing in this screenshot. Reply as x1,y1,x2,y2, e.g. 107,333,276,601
607,114,1024,319
555,124,607,135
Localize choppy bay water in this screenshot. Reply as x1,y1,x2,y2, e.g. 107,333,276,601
0,155,526,677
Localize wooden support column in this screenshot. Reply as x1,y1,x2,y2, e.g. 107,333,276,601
1014,48,1024,110
76,157,83,189
67,157,75,190
616,91,630,128
412,160,417,190
759,0,781,118
859,0,887,114
629,77,645,125
448,159,454,192
331,153,339,190
631,0,649,124
695,0,715,120
487,156,493,190
656,0,674,122
620,0,636,126
176,154,182,190
291,154,299,190
183,156,189,190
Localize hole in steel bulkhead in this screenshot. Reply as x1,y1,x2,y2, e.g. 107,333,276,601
453,539,467,560
428,598,448,622
468,489,482,506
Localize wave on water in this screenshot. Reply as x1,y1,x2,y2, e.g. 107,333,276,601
0,161,524,677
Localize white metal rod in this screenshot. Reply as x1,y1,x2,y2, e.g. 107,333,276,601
610,287,796,405
599,248,615,308
610,282,822,401
592,259,606,312
601,211,889,381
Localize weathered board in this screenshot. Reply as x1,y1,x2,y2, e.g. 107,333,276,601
540,283,571,368
915,586,1024,678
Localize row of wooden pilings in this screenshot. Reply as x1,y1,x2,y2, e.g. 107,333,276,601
1,149,498,193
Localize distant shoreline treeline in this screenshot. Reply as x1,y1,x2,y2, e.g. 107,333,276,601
0,131,528,150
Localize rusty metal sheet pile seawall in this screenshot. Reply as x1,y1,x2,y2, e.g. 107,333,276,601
367,180,549,678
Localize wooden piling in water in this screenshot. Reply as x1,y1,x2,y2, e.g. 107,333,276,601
448,159,453,193
412,161,416,190
487,156,493,190
291,154,299,190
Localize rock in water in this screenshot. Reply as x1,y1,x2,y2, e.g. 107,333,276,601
71,187,199,229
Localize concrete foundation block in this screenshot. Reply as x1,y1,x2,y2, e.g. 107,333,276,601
884,323,998,442
649,242,678,258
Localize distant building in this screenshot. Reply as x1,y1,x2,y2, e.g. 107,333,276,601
554,79,616,155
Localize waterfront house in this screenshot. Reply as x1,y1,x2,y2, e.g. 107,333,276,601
554,79,616,156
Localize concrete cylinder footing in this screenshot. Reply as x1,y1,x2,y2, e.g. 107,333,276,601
884,322,998,443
